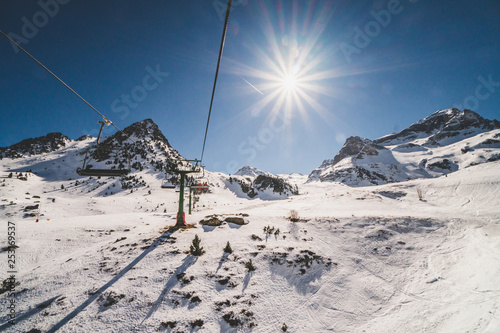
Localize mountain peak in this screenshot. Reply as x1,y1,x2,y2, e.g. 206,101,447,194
234,166,271,178
309,108,500,186
104,119,171,147
331,136,386,166
375,108,500,146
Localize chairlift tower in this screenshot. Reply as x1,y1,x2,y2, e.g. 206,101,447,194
166,160,202,227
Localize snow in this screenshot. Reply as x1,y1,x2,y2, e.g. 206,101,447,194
233,166,271,178
1,141,500,332
309,116,500,185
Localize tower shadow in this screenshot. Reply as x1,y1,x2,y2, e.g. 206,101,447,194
46,226,180,333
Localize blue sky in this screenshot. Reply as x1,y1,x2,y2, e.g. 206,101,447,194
1,0,499,175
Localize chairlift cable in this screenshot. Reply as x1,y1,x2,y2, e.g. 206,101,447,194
200,0,232,163
0,29,122,134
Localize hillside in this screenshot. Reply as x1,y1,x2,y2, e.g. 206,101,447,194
309,109,500,185
0,113,499,332
1,158,499,332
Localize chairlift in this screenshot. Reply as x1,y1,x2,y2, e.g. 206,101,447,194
191,165,209,194
161,172,178,189
76,119,131,177
161,181,176,189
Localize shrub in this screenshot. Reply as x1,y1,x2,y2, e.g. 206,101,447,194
245,259,256,272
190,319,204,328
223,241,233,254
160,321,176,329
263,225,275,235
282,323,288,332
190,234,205,256
8,172,12,178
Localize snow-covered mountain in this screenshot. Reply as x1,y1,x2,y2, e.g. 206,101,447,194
0,119,298,200
1,113,500,332
0,132,71,159
375,108,500,146
309,109,500,186
226,166,299,200
233,166,272,178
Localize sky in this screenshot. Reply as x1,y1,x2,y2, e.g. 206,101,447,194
1,0,499,175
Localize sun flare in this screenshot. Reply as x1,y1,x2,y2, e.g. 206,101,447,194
224,1,343,130
282,73,298,92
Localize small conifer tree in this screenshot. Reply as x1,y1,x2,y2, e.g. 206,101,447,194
190,234,205,256
61,184,64,190
245,259,256,272
8,172,13,178
223,241,233,254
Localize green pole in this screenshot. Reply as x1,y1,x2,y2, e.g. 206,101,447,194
189,188,192,215
176,172,186,227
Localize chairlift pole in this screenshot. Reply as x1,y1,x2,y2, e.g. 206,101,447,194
189,189,192,215
176,171,188,226
167,159,201,227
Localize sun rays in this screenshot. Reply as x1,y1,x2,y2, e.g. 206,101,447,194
224,1,343,130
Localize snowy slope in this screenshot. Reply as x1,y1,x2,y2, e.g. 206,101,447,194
1,157,499,332
309,109,500,185
0,117,499,332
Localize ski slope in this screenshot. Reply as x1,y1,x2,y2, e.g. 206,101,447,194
0,160,499,332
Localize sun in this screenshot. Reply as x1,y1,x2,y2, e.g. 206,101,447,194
282,73,298,92
223,1,344,129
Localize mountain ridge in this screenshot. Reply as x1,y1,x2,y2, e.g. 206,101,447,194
309,108,500,185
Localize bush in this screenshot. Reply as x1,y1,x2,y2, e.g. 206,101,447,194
282,323,288,332
190,234,205,256
223,241,233,254
245,259,256,272
190,319,204,328
8,172,12,178
263,225,275,235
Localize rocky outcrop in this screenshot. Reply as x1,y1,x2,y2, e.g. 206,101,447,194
0,132,70,159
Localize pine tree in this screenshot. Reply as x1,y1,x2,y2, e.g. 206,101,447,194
8,172,13,178
61,184,64,190
189,234,205,256
245,259,256,272
223,241,233,254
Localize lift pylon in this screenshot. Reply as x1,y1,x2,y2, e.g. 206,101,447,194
165,160,202,227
